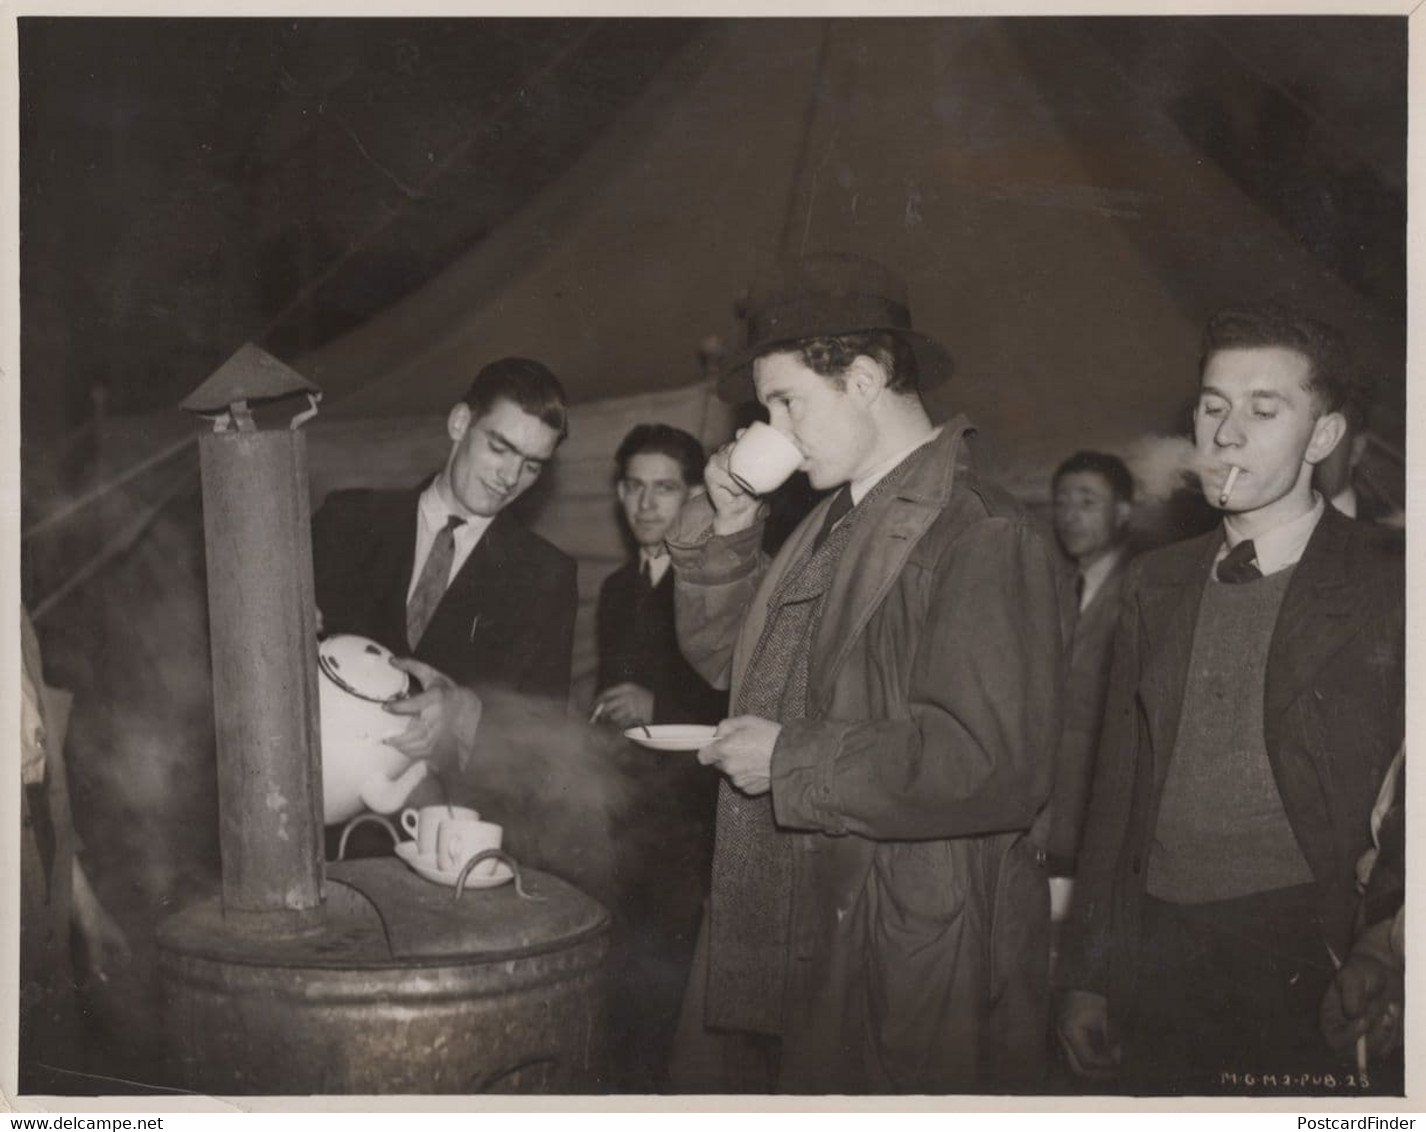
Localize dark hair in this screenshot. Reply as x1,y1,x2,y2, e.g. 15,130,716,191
1200,304,1357,420
614,423,706,486
784,330,921,395
1053,451,1134,503
462,357,569,440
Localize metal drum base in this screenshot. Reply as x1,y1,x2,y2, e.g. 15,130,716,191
156,863,609,1095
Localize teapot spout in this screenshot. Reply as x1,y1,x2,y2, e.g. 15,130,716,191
359,760,430,815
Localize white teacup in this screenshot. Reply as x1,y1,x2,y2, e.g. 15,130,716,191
401,804,479,860
727,422,802,496
436,817,504,878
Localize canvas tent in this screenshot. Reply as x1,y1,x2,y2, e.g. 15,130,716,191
296,17,1403,495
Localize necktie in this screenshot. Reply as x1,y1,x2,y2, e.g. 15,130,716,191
1217,539,1262,584
407,515,464,648
812,486,854,552
639,556,655,589
1075,573,1086,612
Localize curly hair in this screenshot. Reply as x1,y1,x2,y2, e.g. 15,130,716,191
782,330,921,395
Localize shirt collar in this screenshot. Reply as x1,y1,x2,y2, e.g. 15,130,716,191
1220,492,1324,576
419,482,492,545
639,546,672,586
848,427,941,505
1078,546,1125,610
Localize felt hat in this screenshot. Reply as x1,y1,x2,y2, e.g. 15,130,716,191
718,252,954,402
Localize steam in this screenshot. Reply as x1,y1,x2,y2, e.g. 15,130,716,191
1121,434,1216,504
28,483,217,1089
436,687,642,908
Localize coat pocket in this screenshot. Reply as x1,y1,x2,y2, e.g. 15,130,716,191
863,839,980,1090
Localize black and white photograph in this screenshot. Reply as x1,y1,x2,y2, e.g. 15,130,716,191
7,4,1414,1108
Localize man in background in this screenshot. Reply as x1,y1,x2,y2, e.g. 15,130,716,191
20,606,129,1093
1056,304,1405,1093
1311,374,1402,527
592,423,725,1091
1035,452,1135,923
593,423,726,729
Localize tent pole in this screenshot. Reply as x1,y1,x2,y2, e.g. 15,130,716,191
776,19,837,262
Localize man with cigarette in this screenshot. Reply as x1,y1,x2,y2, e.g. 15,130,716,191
313,357,578,800
1056,304,1405,1093
665,253,1069,1093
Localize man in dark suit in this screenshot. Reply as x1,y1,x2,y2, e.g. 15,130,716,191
313,357,578,797
592,424,726,729
1036,451,1135,928
1055,305,1405,1094
591,423,725,1092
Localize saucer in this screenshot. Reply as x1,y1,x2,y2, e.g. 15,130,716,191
395,840,514,889
624,724,718,752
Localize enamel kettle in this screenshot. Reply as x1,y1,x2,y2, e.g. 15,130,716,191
317,634,429,824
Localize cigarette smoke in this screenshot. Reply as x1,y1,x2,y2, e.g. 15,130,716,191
1121,434,1216,504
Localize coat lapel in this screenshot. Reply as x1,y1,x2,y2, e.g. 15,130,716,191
804,422,969,715
375,488,423,649
1135,534,1218,775
436,511,512,643
1263,509,1358,731
731,419,973,704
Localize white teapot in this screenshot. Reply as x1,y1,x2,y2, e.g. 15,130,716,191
317,634,429,825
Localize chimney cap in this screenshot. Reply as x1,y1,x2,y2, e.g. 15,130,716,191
181,343,320,414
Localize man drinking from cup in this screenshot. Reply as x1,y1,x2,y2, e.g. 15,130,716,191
664,253,1070,1093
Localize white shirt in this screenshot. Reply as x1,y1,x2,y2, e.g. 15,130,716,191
848,427,942,505
1216,493,1324,580
639,547,672,587
406,482,494,602
1078,546,1125,612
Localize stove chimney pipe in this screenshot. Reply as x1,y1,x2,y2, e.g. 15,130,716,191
182,345,325,914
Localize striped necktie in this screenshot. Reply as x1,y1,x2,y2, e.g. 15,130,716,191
407,514,464,648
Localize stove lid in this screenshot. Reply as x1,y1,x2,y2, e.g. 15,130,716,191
157,859,608,969
327,857,608,962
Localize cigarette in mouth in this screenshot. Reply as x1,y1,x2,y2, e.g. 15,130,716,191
1218,465,1241,508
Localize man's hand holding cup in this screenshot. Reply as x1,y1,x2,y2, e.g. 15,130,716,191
707,423,802,536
